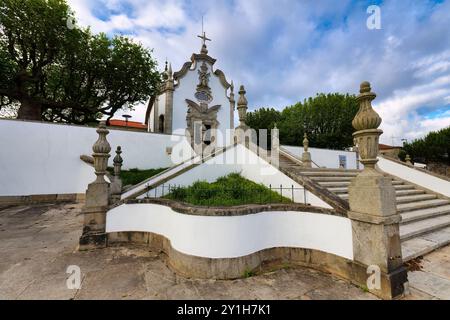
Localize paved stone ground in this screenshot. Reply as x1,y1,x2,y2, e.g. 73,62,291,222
0,202,447,300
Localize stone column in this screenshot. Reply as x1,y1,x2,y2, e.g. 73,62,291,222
164,63,174,134
270,124,280,168
153,97,159,133
348,82,407,299
234,85,249,146
354,138,360,170
110,146,123,202
79,121,111,250
301,133,312,168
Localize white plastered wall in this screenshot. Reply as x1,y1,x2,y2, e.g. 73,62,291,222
0,119,192,196
106,203,353,260
282,145,358,169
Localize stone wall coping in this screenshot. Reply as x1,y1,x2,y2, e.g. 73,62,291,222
379,154,450,182
281,143,357,154
0,118,187,137
0,193,85,206
119,198,344,217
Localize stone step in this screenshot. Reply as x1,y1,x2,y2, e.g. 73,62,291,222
301,171,359,177
392,180,404,186
328,187,349,194
317,181,351,188
400,214,450,241
401,205,450,224
394,185,416,191
337,189,427,201
310,176,355,182
401,226,450,261
396,194,437,204
298,168,362,173
396,189,425,197
397,199,450,213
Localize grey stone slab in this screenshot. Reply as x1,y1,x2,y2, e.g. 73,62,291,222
408,271,450,299
400,214,450,239
402,237,439,261
421,227,450,244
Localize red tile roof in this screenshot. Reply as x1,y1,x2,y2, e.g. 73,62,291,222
379,143,401,150
109,119,147,130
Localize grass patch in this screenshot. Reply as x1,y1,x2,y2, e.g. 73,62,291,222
109,167,168,186
163,173,292,206
243,268,256,278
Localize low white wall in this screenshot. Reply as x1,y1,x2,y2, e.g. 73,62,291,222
137,144,332,208
0,119,192,196
378,157,450,197
106,203,353,260
282,145,358,169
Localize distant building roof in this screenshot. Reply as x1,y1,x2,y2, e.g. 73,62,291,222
379,144,402,150
108,119,147,130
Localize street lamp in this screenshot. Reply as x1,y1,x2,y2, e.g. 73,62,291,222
122,114,132,128
401,138,408,146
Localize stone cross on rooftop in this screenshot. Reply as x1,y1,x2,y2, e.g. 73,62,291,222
198,32,211,46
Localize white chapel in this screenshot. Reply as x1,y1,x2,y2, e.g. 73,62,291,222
145,33,236,147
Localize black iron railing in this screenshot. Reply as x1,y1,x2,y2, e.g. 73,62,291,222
144,183,308,205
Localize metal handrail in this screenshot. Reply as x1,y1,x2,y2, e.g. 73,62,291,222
122,145,232,195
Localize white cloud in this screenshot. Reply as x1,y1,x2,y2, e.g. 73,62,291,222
67,0,450,142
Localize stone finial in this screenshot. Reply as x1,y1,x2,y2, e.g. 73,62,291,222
301,132,312,168
165,64,174,91
113,146,123,177
92,121,111,183
405,154,412,165
347,81,407,299
352,81,383,169
303,132,309,152
352,81,381,131
79,121,112,250
168,63,173,80
229,81,235,103
237,85,248,126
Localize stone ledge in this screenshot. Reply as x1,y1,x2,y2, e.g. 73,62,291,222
0,193,85,206
121,198,343,217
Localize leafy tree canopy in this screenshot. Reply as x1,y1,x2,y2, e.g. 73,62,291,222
0,0,162,124
403,126,450,164
246,93,359,150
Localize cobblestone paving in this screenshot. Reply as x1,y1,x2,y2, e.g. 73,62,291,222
0,202,446,300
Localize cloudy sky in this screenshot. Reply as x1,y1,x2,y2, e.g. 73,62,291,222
67,0,450,145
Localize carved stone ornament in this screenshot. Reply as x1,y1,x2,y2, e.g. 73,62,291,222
185,99,220,150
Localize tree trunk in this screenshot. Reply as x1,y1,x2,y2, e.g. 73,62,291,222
17,98,42,120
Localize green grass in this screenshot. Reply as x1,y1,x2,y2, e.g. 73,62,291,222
243,269,256,278
109,167,168,186
163,173,292,206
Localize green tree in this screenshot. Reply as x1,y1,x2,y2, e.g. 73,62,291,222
0,0,161,123
403,126,450,164
246,93,359,150
245,107,281,131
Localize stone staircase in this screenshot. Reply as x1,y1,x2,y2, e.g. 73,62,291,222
278,153,450,262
